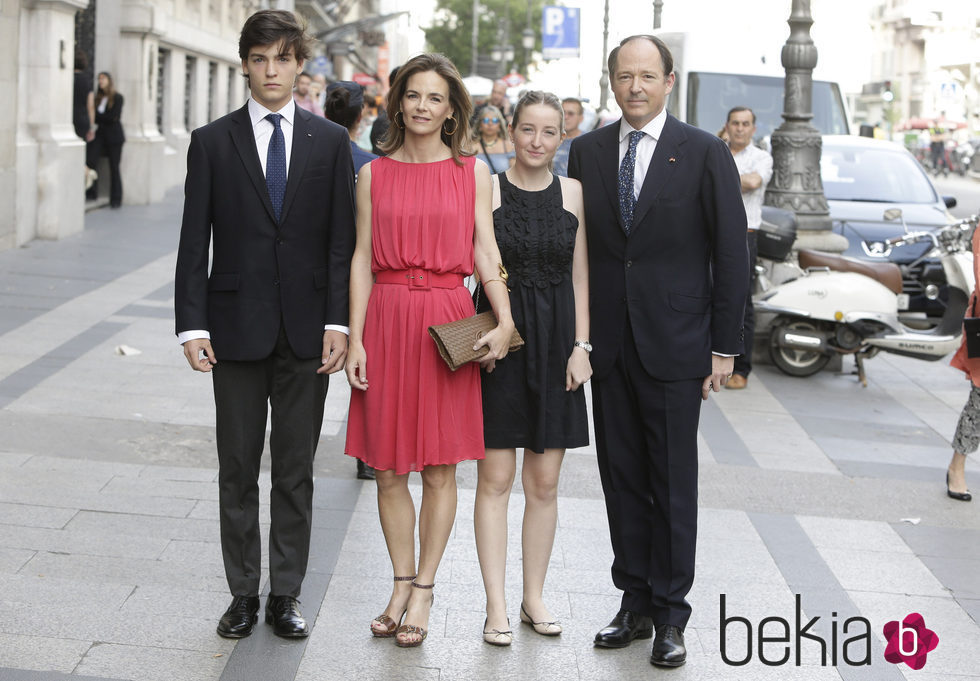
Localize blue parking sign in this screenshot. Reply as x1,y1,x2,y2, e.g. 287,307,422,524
542,6,580,60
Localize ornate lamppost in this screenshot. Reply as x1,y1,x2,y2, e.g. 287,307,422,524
765,0,847,252
599,0,610,111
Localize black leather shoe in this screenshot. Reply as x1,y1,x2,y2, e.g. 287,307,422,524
946,472,972,501
594,609,654,648
650,624,687,667
265,595,310,638
356,460,376,480
216,595,259,638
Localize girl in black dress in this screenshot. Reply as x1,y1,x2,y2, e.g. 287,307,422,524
474,91,591,645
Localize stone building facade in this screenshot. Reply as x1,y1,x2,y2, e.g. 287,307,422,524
1,0,424,253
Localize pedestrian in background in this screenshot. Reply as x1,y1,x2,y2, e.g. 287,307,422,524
551,96,585,176
324,80,378,174
568,34,747,667
344,53,515,648
86,71,125,208
293,71,325,117
473,104,514,174
174,8,356,640
946,223,980,502
724,106,772,390
72,49,97,191
474,90,590,647
370,65,399,156
323,79,378,482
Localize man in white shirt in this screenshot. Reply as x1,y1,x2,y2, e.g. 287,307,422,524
724,107,773,390
174,9,354,640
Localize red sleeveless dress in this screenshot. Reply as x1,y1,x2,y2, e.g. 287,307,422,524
345,156,485,473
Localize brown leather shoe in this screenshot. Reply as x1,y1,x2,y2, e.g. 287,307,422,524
726,374,748,390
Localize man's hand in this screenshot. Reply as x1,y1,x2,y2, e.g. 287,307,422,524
183,338,216,372
701,354,735,400
317,330,348,374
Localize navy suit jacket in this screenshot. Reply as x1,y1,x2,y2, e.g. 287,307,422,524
568,113,748,381
174,104,356,361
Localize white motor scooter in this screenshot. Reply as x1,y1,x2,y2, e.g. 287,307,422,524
755,209,977,386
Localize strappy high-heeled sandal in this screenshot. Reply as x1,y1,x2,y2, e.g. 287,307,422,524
394,581,434,648
520,602,562,636
370,575,415,638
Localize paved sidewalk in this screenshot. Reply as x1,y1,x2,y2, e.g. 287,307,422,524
0,190,978,680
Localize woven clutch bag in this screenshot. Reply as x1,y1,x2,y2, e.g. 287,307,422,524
428,311,524,371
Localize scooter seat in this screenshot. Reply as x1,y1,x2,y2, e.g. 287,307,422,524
797,249,903,295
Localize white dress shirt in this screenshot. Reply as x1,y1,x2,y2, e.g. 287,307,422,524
618,108,667,201
178,96,348,345
730,143,773,230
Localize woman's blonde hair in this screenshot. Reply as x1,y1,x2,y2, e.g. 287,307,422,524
379,53,473,165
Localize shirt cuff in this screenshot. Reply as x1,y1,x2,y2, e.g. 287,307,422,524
712,352,736,358
324,324,350,336
177,330,210,345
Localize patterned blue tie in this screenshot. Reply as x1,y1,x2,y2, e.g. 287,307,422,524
618,130,645,233
265,113,286,222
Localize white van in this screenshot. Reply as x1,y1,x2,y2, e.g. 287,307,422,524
655,31,851,141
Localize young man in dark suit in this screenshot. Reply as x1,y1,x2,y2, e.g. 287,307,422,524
174,9,355,639
568,35,748,667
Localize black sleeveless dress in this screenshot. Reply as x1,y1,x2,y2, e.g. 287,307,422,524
477,172,588,451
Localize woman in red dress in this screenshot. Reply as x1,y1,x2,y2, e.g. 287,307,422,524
345,53,515,647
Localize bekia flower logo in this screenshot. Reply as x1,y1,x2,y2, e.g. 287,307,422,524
883,613,938,670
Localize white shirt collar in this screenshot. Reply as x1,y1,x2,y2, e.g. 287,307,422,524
619,108,667,144
247,96,296,128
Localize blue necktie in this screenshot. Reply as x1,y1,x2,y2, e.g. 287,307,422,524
619,130,645,233
265,113,286,221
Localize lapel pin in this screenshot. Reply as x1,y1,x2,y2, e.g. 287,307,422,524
669,157,676,163
307,133,312,137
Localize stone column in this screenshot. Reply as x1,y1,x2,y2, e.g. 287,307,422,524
1,1,22,250
18,0,89,242
115,0,166,205
764,0,847,253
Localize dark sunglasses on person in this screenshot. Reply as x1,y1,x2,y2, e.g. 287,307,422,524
482,117,500,124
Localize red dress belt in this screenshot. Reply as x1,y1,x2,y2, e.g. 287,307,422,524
374,268,464,290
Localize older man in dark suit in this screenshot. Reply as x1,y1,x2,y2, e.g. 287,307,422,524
174,9,355,639
568,35,748,667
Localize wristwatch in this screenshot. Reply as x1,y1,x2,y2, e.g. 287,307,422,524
574,340,593,353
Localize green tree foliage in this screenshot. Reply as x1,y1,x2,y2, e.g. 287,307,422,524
425,0,544,76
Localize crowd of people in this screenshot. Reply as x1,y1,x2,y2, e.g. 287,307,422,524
170,6,974,672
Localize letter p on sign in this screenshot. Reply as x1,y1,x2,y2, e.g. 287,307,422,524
544,7,564,37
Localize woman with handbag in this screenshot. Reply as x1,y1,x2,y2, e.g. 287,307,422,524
947,225,980,502
344,53,515,648
474,91,591,645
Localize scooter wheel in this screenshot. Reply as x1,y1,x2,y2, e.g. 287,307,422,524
768,318,832,377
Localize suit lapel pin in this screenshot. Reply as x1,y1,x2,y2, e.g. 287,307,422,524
669,157,676,164
307,133,312,137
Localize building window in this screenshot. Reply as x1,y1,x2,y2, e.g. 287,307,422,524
185,55,197,131
157,48,169,135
